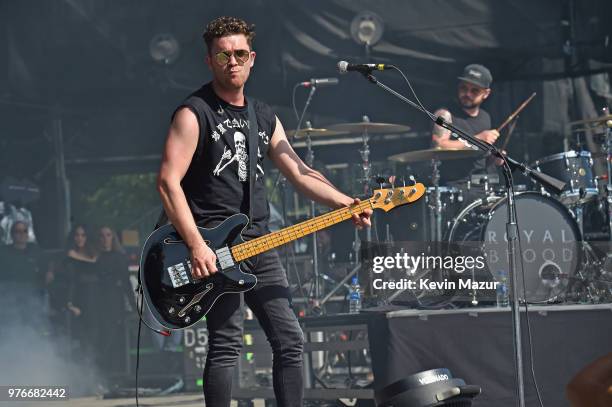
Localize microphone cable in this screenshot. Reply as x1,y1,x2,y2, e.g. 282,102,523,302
389,64,544,407
268,82,305,201
513,199,545,407
134,284,172,407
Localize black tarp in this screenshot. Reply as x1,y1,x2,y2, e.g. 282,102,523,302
1,0,611,245
368,306,612,406
2,1,611,155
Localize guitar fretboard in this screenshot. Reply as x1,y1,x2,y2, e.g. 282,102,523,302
231,199,373,262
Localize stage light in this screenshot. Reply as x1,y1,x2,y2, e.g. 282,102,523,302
374,368,481,407
149,33,180,65
350,11,384,47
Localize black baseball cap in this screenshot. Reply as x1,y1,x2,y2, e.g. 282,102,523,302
458,64,492,89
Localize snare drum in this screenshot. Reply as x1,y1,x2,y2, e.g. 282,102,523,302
532,151,598,204
447,192,582,303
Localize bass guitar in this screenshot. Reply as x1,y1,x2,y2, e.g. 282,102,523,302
139,183,425,329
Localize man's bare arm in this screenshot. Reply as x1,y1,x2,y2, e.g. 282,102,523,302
157,108,217,277
432,108,500,148
431,108,465,149
268,117,371,227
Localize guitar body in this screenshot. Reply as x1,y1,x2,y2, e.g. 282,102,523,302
139,213,256,330
140,183,426,330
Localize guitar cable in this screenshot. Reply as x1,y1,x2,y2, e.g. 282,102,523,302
134,284,172,407
513,202,545,407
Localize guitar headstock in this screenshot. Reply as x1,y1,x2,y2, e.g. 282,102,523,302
370,182,426,212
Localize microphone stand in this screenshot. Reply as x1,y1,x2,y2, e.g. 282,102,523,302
358,70,529,407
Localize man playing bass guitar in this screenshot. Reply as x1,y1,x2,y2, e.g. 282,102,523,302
156,16,372,407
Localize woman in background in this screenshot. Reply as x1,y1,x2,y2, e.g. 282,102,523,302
95,226,136,378
48,224,98,357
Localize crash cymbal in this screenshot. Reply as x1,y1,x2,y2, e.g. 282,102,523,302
328,121,411,134
569,114,612,127
571,125,606,133
389,147,484,163
286,127,349,138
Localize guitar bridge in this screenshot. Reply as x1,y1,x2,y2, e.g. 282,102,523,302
167,262,190,288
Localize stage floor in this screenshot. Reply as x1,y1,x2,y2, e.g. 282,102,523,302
34,394,264,407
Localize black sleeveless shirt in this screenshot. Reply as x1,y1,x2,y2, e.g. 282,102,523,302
176,83,276,238
438,102,492,183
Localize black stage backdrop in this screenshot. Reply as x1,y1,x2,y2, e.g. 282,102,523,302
1,0,611,245
367,305,612,406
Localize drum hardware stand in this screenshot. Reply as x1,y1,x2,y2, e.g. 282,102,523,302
573,204,585,237
430,159,444,242
319,175,408,309
320,114,376,310
358,115,373,243
607,184,612,243
307,114,375,312
470,266,479,306
605,121,612,242
351,69,569,407
283,82,324,312
302,120,323,309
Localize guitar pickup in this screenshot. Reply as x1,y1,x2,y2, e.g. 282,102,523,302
167,262,190,288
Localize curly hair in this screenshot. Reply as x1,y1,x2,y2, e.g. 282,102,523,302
203,16,256,52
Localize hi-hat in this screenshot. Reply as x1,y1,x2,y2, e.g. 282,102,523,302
328,121,411,134
571,125,606,133
389,147,484,163
286,128,349,138
569,114,612,127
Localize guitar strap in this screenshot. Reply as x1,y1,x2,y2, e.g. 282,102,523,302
246,97,257,228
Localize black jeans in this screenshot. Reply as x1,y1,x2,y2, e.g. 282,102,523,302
203,249,304,407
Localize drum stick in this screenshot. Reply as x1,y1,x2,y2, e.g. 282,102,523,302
500,119,518,151
497,92,536,133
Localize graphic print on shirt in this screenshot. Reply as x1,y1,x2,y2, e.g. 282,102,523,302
256,146,264,180
212,131,249,181
259,130,269,145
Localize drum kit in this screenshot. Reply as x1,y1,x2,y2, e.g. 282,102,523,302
283,111,612,310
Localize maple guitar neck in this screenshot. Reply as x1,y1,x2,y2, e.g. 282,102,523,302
231,183,426,262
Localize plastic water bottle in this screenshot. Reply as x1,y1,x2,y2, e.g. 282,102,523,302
496,271,509,307
348,276,362,314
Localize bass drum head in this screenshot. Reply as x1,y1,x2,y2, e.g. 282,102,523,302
448,192,582,303
485,192,581,303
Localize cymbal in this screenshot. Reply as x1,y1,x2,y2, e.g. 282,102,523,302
570,125,606,133
286,128,348,139
389,147,485,163
328,121,411,134
569,114,612,127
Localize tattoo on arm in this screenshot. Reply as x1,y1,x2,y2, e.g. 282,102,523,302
432,109,452,138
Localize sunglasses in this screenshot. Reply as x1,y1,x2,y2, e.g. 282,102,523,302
214,49,251,66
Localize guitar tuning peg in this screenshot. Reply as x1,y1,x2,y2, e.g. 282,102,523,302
401,177,406,187
408,175,416,186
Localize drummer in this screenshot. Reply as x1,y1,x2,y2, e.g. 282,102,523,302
431,64,501,195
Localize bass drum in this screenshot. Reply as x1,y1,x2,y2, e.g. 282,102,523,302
447,192,582,303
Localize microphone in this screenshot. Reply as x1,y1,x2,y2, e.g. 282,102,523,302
299,77,339,87
337,61,389,74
